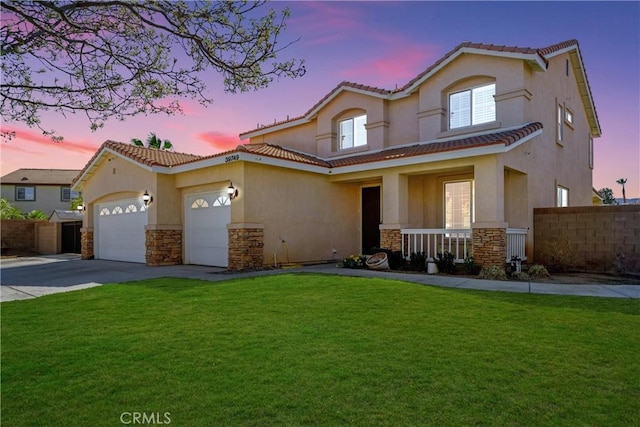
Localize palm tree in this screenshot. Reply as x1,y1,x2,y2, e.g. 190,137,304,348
616,178,627,204
131,132,173,150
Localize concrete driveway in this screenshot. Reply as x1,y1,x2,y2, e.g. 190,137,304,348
0,255,224,302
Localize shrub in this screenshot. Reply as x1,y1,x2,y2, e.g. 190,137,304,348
26,210,47,220
479,266,507,281
510,272,530,281
342,255,366,269
527,264,550,279
409,252,428,271
540,239,577,273
434,251,456,274
463,256,481,275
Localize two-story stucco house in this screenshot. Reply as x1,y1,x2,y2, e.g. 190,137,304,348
73,39,600,270
1,168,81,216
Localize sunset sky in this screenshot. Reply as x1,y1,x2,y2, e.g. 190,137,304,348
1,1,638,197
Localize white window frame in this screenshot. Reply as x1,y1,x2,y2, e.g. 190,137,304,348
449,83,496,130
565,108,573,125
444,180,474,230
557,186,569,207
339,114,367,150
557,104,564,144
16,186,35,201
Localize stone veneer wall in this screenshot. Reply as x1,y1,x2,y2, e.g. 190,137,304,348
81,228,94,260
228,226,264,270
534,205,639,273
145,228,182,266
380,228,402,252
472,227,507,267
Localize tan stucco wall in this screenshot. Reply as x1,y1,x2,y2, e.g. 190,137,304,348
242,163,360,264
80,156,156,228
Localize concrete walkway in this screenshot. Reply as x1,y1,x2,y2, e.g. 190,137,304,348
1,255,639,302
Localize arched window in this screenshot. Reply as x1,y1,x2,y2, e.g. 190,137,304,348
191,198,209,209
213,196,231,207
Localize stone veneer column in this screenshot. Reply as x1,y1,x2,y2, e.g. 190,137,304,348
145,226,183,266
81,228,94,260
472,227,507,268
380,228,402,252
228,224,264,270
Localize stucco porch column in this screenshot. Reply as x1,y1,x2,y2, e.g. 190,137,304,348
380,172,409,251
472,156,507,267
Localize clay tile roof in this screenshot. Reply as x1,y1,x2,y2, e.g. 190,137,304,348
537,39,579,56
1,168,81,185
101,141,203,167
72,141,203,186
327,122,543,168
239,143,331,167
241,40,579,138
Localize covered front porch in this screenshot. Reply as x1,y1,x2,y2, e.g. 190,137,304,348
400,228,527,263
366,156,530,267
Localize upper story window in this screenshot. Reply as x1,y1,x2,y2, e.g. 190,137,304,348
16,186,35,201
339,114,367,150
557,104,564,144
565,108,573,125
61,186,80,202
449,83,495,129
557,186,569,207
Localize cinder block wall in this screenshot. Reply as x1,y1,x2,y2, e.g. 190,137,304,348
1,220,40,251
534,205,640,273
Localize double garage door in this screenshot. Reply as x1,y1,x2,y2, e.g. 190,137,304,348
95,194,230,266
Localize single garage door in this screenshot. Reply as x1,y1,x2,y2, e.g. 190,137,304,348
185,192,231,267
96,198,148,263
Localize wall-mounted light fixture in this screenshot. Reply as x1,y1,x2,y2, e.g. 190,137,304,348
76,204,86,212
143,190,153,206
227,182,239,200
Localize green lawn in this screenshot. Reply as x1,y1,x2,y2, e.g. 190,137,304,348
2,274,639,426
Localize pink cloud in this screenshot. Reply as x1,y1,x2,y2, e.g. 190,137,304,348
195,131,241,153
2,126,98,155
339,43,440,87
292,2,366,46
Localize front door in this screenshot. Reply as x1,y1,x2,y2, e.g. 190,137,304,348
361,186,381,253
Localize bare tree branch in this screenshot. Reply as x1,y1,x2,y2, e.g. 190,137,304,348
0,0,305,138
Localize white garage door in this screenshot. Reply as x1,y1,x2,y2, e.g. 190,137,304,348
185,192,231,267
96,198,148,263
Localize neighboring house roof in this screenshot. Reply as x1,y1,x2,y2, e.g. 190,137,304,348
1,168,81,185
75,122,542,186
49,210,83,222
240,39,600,139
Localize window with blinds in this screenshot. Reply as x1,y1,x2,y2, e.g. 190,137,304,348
339,114,367,149
449,83,495,129
445,181,473,229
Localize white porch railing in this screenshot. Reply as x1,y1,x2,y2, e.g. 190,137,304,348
506,228,528,262
400,228,528,263
401,229,471,263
